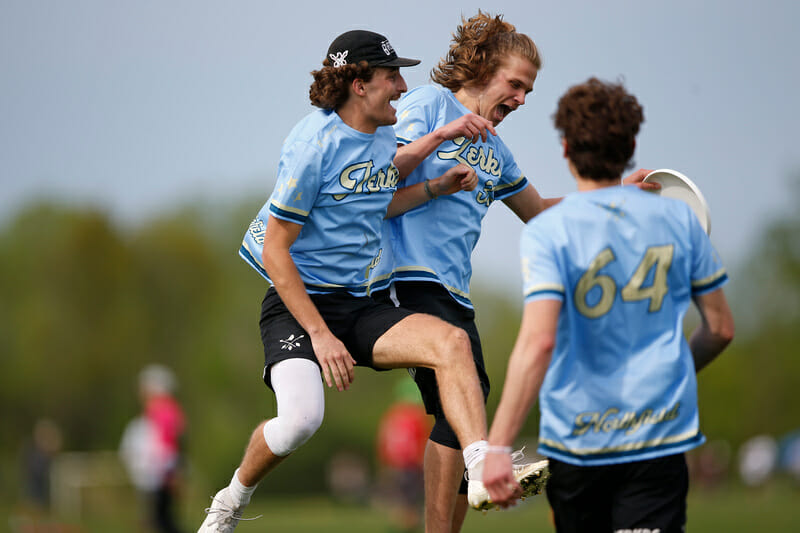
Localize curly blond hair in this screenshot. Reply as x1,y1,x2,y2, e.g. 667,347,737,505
431,11,541,91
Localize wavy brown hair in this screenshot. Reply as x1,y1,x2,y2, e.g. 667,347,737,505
553,78,644,181
309,59,376,110
431,11,541,91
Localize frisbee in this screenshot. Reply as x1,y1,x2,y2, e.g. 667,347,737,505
643,169,712,235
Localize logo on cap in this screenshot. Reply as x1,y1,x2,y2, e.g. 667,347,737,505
330,50,349,68
381,40,394,56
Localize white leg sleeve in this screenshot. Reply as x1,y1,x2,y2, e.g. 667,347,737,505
263,358,325,457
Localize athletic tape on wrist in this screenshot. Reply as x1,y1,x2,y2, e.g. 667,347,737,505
486,445,513,454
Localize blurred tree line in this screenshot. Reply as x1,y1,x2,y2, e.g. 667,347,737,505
1,177,799,500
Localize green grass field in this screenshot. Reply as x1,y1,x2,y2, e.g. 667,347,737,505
7,482,799,532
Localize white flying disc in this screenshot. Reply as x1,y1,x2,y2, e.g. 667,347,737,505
643,169,712,235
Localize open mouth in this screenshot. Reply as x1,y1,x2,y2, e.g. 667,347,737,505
496,104,512,122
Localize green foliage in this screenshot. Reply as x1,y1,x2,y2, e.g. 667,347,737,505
697,175,800,447
1,174,799,501
733,178,800,332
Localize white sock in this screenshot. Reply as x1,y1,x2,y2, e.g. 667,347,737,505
228,468,257,507
463,440,488,481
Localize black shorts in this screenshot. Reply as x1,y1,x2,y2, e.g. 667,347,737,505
545,453,689,533
373,281,490,450
259,287,415,389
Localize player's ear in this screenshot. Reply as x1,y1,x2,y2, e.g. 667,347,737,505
561,138,569,158
352,78,366,96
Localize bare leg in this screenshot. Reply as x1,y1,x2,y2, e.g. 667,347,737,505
423,440,466,533
372,314,487,449
239,357,324,486
199,359,324,530
452,496,468,532
236,420,288,486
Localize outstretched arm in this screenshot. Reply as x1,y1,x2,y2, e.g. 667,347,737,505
482,299,561,507
261,215,356,391
502,184,561,223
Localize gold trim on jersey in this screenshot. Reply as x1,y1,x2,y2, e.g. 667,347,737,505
369,266,472,301
539,428,700,456
269,199,309,217
241,240,264,268
493,171,526,192
524,282,565,298
691,267,727,289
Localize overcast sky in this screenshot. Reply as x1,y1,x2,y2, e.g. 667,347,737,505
2,0,798,296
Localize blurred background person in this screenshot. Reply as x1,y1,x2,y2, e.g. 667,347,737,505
21,418,63,514
120,364,186,533
374,378,432,532
738,434,778,488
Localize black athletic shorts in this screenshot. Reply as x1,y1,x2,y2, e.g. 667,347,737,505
373,281,490,450
545,453,689,533
259,287,415,389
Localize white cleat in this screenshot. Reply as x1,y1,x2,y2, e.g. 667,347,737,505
198,487,260,532
468,458,550,511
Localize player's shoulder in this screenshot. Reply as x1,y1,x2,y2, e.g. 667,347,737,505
285,108,339,145
399,84,448,109
627,186,698,229
525,190,610,241
407,84,447,99
524,195,574,241
536,191,587,222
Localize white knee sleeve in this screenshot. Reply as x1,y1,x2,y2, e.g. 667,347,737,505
263,358,325,457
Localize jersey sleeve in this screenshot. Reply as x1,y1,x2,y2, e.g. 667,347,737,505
492,140,529,201
521,220,566,303
394,87,441,145
267,140,323,225
688,212,729,295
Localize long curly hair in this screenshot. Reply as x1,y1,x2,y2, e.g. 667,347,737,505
553,78,644,181
309,59,376,110
431,11,541,91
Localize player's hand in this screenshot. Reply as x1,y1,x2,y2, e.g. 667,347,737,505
430,164,478,196
310,331,356,391
482,451,522,509
623,168,660,191
436,113,497,145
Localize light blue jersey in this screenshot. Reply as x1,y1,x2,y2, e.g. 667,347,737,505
369,85,529,308
521,186,728,466
240,109,400,296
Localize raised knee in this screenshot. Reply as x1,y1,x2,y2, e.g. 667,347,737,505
291,411,324,443
264,411,324,456
438,325,472,365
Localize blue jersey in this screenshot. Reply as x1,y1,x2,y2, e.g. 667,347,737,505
520,186,728,466
240,109,400,296
369,85,529,308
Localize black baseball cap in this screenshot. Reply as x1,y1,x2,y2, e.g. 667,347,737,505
326,30,420,68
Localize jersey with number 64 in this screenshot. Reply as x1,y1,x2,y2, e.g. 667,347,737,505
521,186,728,466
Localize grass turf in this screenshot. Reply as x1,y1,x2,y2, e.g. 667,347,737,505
6,482,799,532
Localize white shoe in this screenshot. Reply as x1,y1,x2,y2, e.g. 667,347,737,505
198,487,259,532
467,457,550,511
